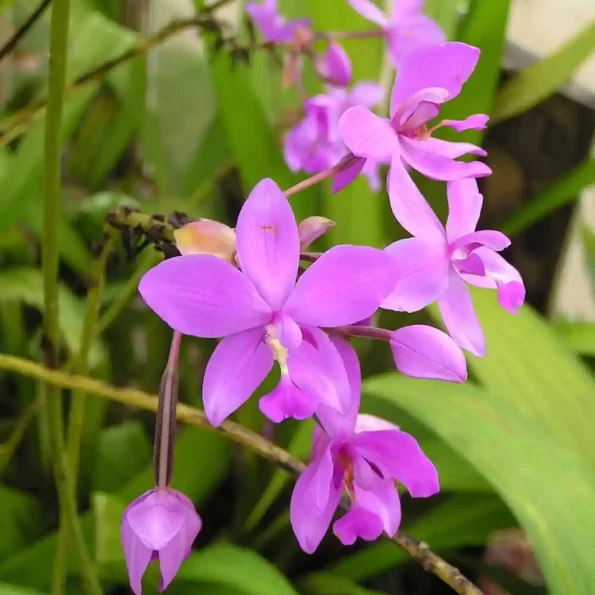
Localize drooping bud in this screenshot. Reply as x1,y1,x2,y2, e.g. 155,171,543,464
315,42,352,86
298,216,336,250
121,487,201,594
173,219,236,264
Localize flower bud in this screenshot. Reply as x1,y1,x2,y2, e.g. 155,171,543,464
298,216,335,250
315,42,352,86
120,488,201,594
173,219,236,264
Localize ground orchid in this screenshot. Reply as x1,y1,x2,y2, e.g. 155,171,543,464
348,0,444,65
381,178,525,356
290,339,438,553
139,179,397,426
245,0,310,43
336,42,492,199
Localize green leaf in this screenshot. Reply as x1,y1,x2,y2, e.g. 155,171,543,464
0,584,46,595
0,488,42,563
363,375,595,595
332,494,513,581
432,289,595,468
554,322,595,356
425,0,467,39
92,421,151,494
581,224,595,290
500,157,595,236
298,572,384,595
492,20,595,123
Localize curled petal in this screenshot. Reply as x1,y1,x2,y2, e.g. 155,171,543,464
203,329,273,426
236,178,300,310
298,216,336,250
286,245,397,328
173,220,236,263
446,179,483,242
333,504,384,545
332,157,365,193
437,270,485,357
390,42,480,116
440,114,489,132
382,238,449,313
339,107,397,161
390,324,467,382
259,375,317,422
456,254,485,276
276,313,302,349
158,531,189,591
348,0,388,27
418,136,487,159
139,255,272,338
316,42,352,86
453,230,511,253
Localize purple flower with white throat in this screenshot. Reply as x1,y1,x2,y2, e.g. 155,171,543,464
245,0,310,43
336,42,492,197
349,0,444,65
290,339,438,553
381,178,525,356
139,179,397,426
121,488,201,594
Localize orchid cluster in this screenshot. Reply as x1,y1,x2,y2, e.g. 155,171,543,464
119,1,526,593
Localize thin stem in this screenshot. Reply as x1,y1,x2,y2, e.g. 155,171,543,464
338,325,392,342
0,0,52,61
43,1,101,593
300,252,322,263
320,29,387,41
0,397,42,472
284,154,359,197
0,353,483,595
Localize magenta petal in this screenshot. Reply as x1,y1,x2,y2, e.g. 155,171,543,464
352,430,439,498
498,281,525,314
139,255,272,338
347,0,388,26
437,271,485,356
259,376,317,423
348,82,385,108
355,413,399,434
400,136,492,181
158,533,187,592
355,478,401,536
277,314,303,349
390,324,467,382
456,254,485,276
419,136,487,158
453,230,511,252
445,179,482,242
316,42,352,86
332,158,365,193
290,445,343,554
236,179,300,310
390,42,480,115
387,155,445,240
382,238,449,313
387,15,445,65
203,328,273,426
333,504,384,545
121,517,152,595
285,245,397,328
462,247,523,290
339,107,397,161
441,114,489,131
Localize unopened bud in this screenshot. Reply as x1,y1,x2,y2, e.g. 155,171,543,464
298,216,336,250
173,219,236,264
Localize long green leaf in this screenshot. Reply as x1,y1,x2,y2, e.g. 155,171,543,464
363,375,595,595
492,21,595,123
554,322,595,356
298,572,384,595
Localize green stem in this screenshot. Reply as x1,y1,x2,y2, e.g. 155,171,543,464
43,2,102,594
0,353,482,595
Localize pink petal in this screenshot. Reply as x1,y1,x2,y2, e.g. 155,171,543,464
362,159,382,191
333,504,384,545
316,42,352,86
396,88,447,130
285,245,397,328
290,445,343,554
453,230,511,253
355,413,399,434
284,115,319,172
353,479,401,537
381,238,449,313
418,136,487,158
387,15,445,65
139,255,272,338
440,114,489,132
339,107,397,161
498,281,525,314
348,82,385,108
437,270,485,356
259,375,316,423
332,157,365,193
348,0,388,27
445,178,483,242
456,254,485,276
390,324,467,382
158,531,187,591
202,328,273,426
276,313,303,349
121,516,152,595
387,155,445,240
298,216,336,250
399,136,491,181
390,42,480,116
236,179,300,310
462,247,522,289
352,430,439,497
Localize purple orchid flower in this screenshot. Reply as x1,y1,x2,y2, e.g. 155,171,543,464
290,338,438,553
335,42,492,199
284,82,385,190
121,488,201,594
349,0,444,65
139,179,397,426
315,42,352,86
381,178,525,356
245,0,310,43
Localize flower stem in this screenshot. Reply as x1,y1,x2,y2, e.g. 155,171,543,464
338,325,392,342
43,1,101,593
321,30,387,41
0,353,483,595
284,154,359,197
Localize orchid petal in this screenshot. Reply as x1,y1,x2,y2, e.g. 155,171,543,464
203,329,273,426
387,155,445,239
290,445,343,554
348,82,385,108
390,324,467,382
456,254,485,276
440,114,489,132
339,107,397,161
173,220,236,263
453,230,511,252
387,15,445,65
462,247,523,289
399,136,492,181
497,281,525,314
286,245,397,328
259,376,317,422
333,504,385,545
382,238,449,312
418,136,487,158
139,255,272,338
446,178,483,242
236,179,300,310
121,519,152,595
355,414,399,434
316,42,352,86
348,0,388,27
158,533,188,592
362,159,382,191
298,216,336,250
390,42,480,115
438,270,485,356
277,314,303,349
332,157,365,193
